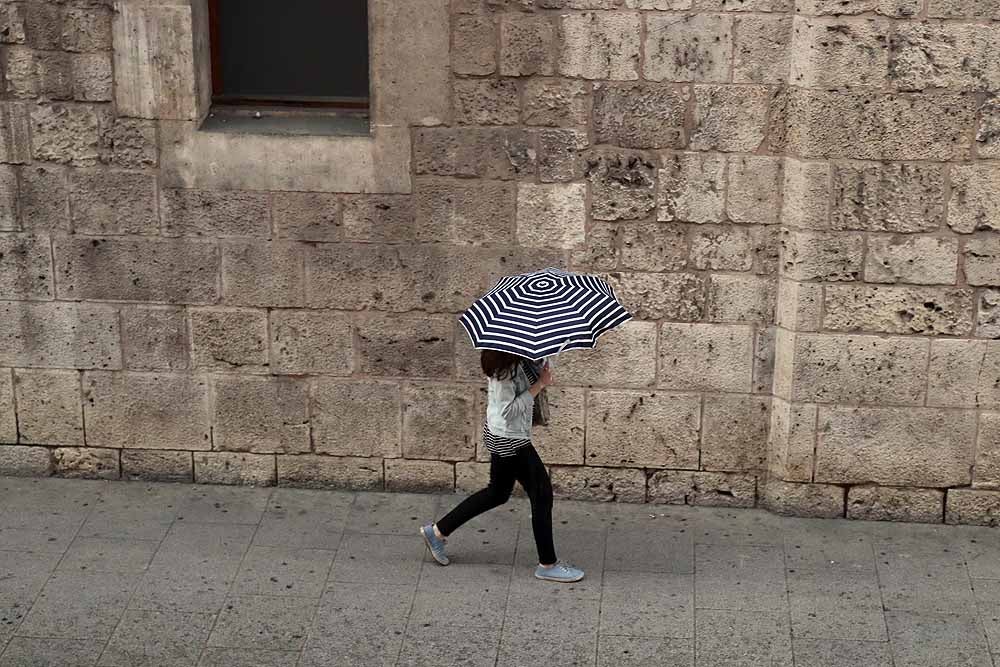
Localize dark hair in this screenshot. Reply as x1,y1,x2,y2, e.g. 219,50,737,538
480,349,525,380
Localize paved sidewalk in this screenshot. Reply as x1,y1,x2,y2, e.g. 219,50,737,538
0,477,998,667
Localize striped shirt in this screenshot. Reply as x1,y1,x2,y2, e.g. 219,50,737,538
483,361,539,457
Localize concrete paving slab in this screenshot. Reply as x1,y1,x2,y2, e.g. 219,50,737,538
597,635,694,667
251,489,351,550
329,533,425,585
207,595,317,651
886,610,994,667
396,624,500,667
17,571,139,640
695,609,793,667
792,639,894,667
58,538,158,575
97,609,215,667
694,544,787,611
231,546,334,598
197,648,299,667
599,571,694,638
0,637,105,667
787,569,888,641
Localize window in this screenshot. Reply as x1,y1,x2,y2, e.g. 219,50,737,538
207,0,369,113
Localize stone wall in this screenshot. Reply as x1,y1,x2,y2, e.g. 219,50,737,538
0,0,997,524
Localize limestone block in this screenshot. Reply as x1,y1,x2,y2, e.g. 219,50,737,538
761,480,844,518
734,16,792,84
62,7,112,53
775,279,822,332
550,465,646,502
974,412,1000,489
0,165,18,230
500,14,555,76
570,222,618,272
54,236,219,304
772,329,794,400
558,12,640,81
122,450,193,483
927,0,1000,17
53,447,119,480
949,164,1000,234
847,486,943,523
190,309,267,372
83,371,210,450
644,14,732,83
0,445,52,476
890,23,1000,92
727,156,782,225
548,320,657,388
24,2,61,49
606,272,705,321
701,394,769,472
417,178,515,245
69,170,157,235
781,160,830,230
453,16,496,75
0,301,121,370
357,313,451,378
221,241,305,308
751,225,783,275
797,0,920,14
538,129,588,183
72,53,113,102
0,369,14,442
658,324,754,393
161,189,269,239
277,455,383,491
533,387,585,465
30,102,104,166
122,306,188,371
784,89,975,161
647,470,756,508
21,164,69,233
585,391,700,469
0,3,26,45
272,193,341,242
453,79,519,125
946,489,1000,526
753,327,776,394
977,97,1000,158
927,340,1000,409
194,452,276,486
767,399,817,482
0,102,31,164
212,376,309,454
865,236,958,285
4,48,72,100
100,117,157,169
402,383,476,461
690,228,753,271
385,459,455,493
831,162,944,233
823,285,974,336
269,310,352,375
456,461,491,494
14,369,82,445
587,150,656,221
980,290,1000,339
413,127,535,180
790,333,928,405
342,195,414,243
657,152,725,224
593,83,686,149
517,182,585,249
0,233,53,300
690,85,773,152
521,79,589,126
816,406,975,486
312,380,401,458
790,18,891,89
780,230,863,281
707,275,776,325
620,223,686,272
964,238,1000,287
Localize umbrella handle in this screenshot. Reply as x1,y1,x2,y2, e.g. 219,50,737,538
545,338,572,369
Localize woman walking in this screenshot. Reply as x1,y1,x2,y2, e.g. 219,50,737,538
420,349,584,583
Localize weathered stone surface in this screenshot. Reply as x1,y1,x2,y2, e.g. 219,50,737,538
24,2,61,50
456,461,493,494
974,412,1000,489
550,465,646,503
644,14,732,82
753,327,776,394
517,182,585,249
532,387,585,465
21,164,69,233
30,102,103,166
823,285,975,336
342,195,414,243
593,83,686,149
586,150,656,221
781,160,830,230
690,228,752,272
926,340,1000,409
194,452,276,486
949,164,1000,234
733,16,792,84
890,23,1000,92
727,156,782,225
53,447,119,480
790,18,891,89
585,391,700,469
775,279,822,332
4,48,72,100
797,0,920,15
701,394,769,472
121,449,193,483
557,321,657,388
62,7,111,53
559,12,640,80
414,127,535,180
0,165,18,230
831,162,944,233
981,290,1000,339
272,193,341,242
402,383,476,461
927,0,1000,17
0,445,52,476
607,272,704,321
221,241,305,308
0,3,26,45
122,306,189,371
658,152,724,224
416,178,514,244
453,79,519,125
521,79,589,126
71,53,113,102
83,372,210,450
538,128,588,182
816,406,976,486
190,309,268,372
0,233,53,299
313,380,401,458
691,85,773,152
977,97,1000,158
761,480,844,518
790,334,928,405
570,221,618,272
0,301,121,370
865,236,958,285
619,223,685,272
161,189,269,238
277,455,383,491
385,459,454,493
500,14,555,75
0,102,31,164
269,310,352,375
946,489,1000,526
647,470,757,508
14,369,83,445
69,170,158,235
658,324,754,393
0,369,15,442
780,230,863,282
847,486,944,523
963,238,1000,288
707,275,776,325
768,399,817,482
357,313,451,378
55,237,220,304
213,376,310,454
99,117,157,169
453,15,496,75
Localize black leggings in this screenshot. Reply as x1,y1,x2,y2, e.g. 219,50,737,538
436,445,556,566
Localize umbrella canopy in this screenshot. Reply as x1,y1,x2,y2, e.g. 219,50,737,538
459,267,632,362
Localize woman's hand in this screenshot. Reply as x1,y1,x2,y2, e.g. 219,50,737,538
539,362,553,387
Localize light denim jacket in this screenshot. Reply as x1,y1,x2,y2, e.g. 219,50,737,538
485,362,535,439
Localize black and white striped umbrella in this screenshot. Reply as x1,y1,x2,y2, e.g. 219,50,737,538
459,267,632,362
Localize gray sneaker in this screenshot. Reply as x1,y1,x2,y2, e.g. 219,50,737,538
535,562,585,583
420,524,450,566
